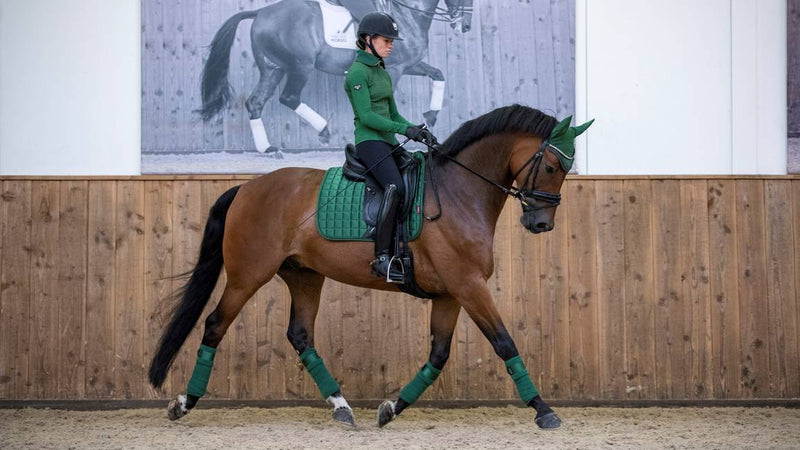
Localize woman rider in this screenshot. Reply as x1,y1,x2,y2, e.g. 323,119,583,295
344,12,436,280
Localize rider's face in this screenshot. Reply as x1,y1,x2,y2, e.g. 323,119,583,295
368,35,394,59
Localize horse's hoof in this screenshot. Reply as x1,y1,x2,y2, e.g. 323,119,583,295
318,126,331,144
423,110,438,127
167,395,188,421
377,400,396,428
534,411,562,429
333,406,356,427
264,148,283,159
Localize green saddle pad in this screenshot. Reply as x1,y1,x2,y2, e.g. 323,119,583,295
316,152,426,241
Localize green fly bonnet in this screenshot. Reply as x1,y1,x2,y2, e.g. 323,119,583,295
546,116,594,172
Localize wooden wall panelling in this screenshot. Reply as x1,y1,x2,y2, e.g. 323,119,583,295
58,180,88,399
1,181,32,399
30,181,60,398
86,181,117,398
143,180,174,399
679,180,712,399
538,192,571,400
566,179,599,399
735,180,769,398
1,177,799,402
707,180,742,398
595,180,626,399
623,179,656,399
652,180,685,399
764,180,799,397
114,181,146,399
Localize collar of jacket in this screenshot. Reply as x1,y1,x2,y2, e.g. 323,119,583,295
356,49,383,67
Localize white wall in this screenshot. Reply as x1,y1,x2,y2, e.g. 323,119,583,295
0,0,788,175
0,0,140,175
575,0,787,174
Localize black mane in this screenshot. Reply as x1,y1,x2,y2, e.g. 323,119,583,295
434,104,557,161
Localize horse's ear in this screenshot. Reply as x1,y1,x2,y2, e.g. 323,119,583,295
572,119,595,137
551,115,572,137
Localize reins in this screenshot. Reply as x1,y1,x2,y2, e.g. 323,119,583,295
422,138,561,221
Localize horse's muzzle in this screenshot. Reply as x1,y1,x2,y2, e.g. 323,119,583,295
520,211,554,234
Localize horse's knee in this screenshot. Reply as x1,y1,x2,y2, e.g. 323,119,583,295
490,332,518,361
279,93,301,110
430,68,445,81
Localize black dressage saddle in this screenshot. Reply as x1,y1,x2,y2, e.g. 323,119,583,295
341,143,422,239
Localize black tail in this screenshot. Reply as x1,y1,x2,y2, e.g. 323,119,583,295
148,185,241,388
200,10,259,121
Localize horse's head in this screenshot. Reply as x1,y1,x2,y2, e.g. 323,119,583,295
513,116,594,233
444,0,473,33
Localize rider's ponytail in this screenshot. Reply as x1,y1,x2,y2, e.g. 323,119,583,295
356,33,368,50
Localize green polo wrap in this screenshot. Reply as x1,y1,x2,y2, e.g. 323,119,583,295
187,344,217,397
300,348,340,398
399,362,441,404
505,355,538,403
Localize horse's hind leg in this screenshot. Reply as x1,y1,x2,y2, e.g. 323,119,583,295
378,296,461,427
280,266,355,427
167,281,264,420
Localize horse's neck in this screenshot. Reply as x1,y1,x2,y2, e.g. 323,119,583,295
393,0,437,34
436,134,519,224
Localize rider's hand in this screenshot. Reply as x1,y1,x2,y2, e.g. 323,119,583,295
418,126,438,146
403,125,424,142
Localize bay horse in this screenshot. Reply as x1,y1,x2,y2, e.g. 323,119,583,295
149,104,593,429
199,0,473,153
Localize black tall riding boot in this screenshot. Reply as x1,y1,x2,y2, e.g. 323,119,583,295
371,184,403,282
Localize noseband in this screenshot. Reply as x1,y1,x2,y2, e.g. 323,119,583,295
510,141,562,211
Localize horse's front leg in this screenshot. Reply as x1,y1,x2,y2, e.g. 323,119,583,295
457,282,562,429
378,296,461,427
279,69,331,144
400,61,445,127
281,268,355,427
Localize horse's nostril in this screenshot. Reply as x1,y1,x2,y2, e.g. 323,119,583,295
535,222,552,232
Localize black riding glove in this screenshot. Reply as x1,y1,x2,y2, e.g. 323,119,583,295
417,124,439,146
403,125,424,142
404,125,438,146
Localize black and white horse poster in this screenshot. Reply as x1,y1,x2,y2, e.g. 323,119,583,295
141,0,575,174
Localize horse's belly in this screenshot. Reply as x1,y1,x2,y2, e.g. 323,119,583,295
315,47,357,75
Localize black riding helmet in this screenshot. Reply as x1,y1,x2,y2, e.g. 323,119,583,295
357,12,403,43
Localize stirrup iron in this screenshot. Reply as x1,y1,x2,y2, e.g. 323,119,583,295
386,255,405,283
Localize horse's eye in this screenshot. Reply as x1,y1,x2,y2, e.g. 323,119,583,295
545,165,555,174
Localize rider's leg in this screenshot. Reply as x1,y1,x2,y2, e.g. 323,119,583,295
355,141,405,279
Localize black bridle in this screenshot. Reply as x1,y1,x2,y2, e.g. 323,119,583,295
422,139,562,221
